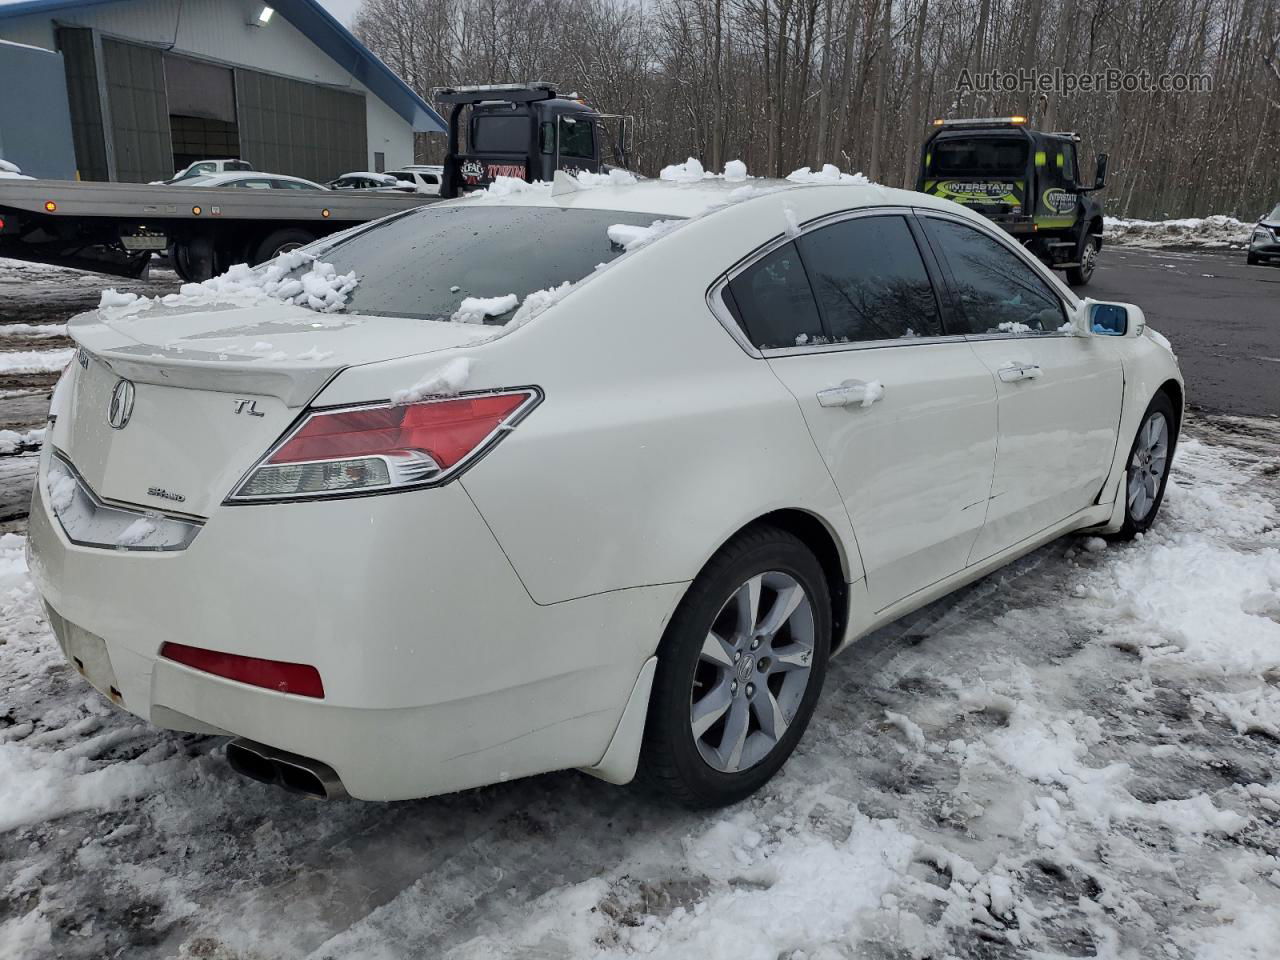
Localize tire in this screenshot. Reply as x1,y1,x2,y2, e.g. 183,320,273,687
1066,234,1099,286
1109,392,1178,541
170,237,215,283
1247,252,1260,266
639,526,832,808
253,228,315,265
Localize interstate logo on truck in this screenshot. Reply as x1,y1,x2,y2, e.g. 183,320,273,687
925,180,1023,206
1042,188,1079,214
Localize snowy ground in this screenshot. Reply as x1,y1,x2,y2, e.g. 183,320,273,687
1103,216,1254,250
1,415,1278,959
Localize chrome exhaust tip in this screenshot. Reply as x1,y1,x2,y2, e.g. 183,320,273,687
225,738,348,800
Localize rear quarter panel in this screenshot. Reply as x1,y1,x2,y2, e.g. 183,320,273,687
320,194,865,606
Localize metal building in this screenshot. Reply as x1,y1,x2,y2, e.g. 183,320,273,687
0,0,445,182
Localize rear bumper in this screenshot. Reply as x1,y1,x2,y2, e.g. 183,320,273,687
28,469,683,800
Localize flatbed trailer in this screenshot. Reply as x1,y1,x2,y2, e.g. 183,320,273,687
0,178,437,282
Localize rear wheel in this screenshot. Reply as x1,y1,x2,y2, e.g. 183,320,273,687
253,228,315,265
1110,392,1177,540
1067,234,1099,285
640,527,831,808
170,237,215,283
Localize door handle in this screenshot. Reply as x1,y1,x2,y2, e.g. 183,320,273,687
816,379,885,408
997,362,1042,383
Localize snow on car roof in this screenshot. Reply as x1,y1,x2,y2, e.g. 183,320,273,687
456,166,953,221
460,176,882,218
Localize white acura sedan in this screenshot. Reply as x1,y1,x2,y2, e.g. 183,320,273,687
28,174,1182,807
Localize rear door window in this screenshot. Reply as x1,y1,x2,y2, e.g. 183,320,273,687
725,242,824,349
796,216,941,342
921,217,1065,335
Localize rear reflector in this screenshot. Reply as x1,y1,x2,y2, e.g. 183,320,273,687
160,642,324,698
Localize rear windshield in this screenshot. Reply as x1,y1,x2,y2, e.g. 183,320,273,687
929,137,1029,176
471,114,529,153
305,205,671,323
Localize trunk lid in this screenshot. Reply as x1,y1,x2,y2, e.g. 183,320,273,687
55,302,488,517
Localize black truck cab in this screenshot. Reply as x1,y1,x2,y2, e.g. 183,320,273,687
436,83,630,198
918,117,1109,285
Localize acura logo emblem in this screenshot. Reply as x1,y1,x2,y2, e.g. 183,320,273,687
108,379,135,429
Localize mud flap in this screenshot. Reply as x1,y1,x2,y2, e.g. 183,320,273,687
580,656,657,785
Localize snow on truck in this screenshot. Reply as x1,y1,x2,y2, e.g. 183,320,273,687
918,117,1109,285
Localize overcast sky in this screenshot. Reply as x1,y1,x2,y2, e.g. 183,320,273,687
316,0,362,26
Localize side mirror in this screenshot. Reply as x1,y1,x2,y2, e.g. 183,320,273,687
1077,298,1144,337
1093,153,1108,190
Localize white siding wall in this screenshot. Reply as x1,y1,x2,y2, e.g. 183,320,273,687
0,0,414,171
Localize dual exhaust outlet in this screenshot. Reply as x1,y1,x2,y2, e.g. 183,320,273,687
225,738,348,800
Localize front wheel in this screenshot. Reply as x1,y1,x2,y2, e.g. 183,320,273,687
1247,252,1261,266
1066,235,1099,286
1110,392,1178,540
640,527,831,808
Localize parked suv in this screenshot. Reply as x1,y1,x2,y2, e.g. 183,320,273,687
1248,203,1280,265
388,166,444,196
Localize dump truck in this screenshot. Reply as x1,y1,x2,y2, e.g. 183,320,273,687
917,117,1109,285
435,83,632,198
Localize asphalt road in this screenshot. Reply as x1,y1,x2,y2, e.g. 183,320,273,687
1083,246,1280,416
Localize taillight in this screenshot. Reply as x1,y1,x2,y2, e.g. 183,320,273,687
227,389,539,502
161,642,324,698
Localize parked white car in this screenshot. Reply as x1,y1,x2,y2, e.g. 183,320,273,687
388,165,443,195
180,172,329,191
29,177,1182,807
327,171,401,191
160,159,254,184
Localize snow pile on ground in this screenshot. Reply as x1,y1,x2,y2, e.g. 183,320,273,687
786,163,871,184
0,323,67,339
97,251,359,321
1,418,1277,959
0,428,44,455
0,348,74,374
1104,214,1253,248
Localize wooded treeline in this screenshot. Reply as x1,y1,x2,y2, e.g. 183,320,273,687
354,0,1280,219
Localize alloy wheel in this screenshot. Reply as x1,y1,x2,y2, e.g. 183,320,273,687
1128,411,1170,521
1080,239,1097,279
689,572,816,773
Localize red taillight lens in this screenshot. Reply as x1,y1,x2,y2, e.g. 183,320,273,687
160,642,324,698
270,393,527,468
229,389,538,502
